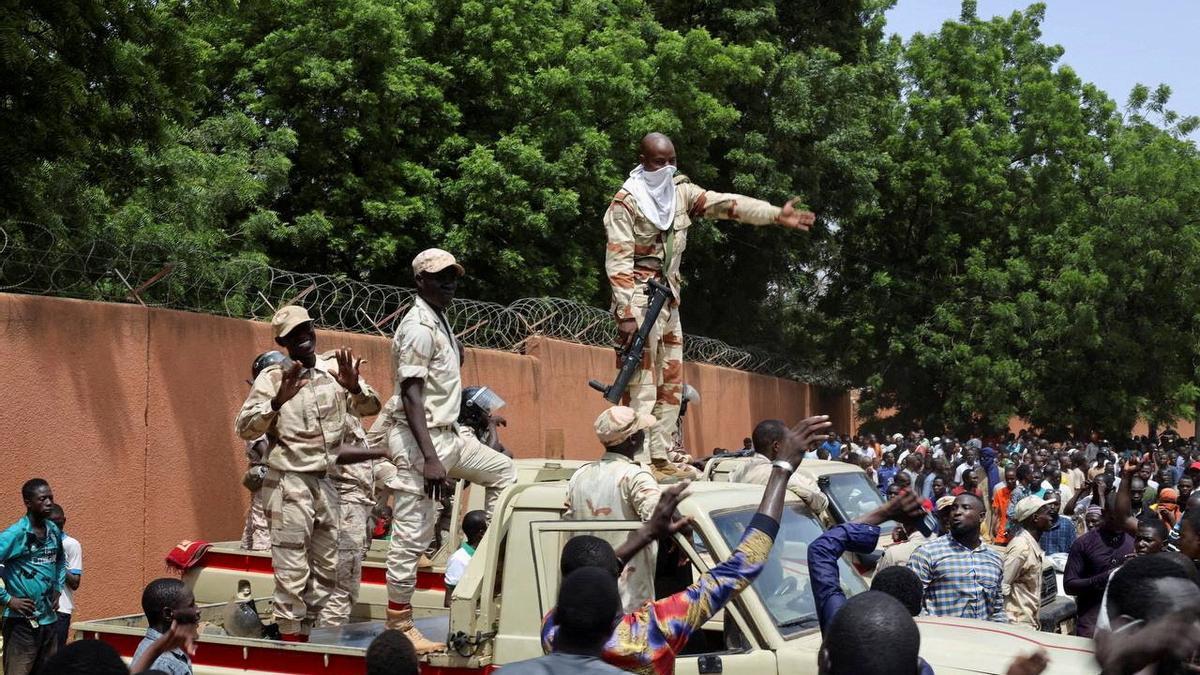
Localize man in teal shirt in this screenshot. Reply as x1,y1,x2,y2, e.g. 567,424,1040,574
0,478,66,675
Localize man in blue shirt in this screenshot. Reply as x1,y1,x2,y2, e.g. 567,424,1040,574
0,478,66,675
1038,491,1077,556
820,437,842,459
877,451,898,498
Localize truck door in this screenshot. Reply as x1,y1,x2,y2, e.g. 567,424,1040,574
668,530,779,675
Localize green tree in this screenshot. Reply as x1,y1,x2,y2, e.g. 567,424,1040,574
822,4,1200,437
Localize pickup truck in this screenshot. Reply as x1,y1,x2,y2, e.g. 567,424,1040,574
185,459,588,612
75,478,1098,674
704,456,1077,633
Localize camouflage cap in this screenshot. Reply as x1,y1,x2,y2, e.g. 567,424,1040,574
272,305,312,338
412,248,465,278
1013,495,1053,523
595,406,657,446
935,495,957,512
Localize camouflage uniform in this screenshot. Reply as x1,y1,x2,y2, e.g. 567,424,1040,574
727,454,830,514
240,436,272,551
318,420,384,626
385,295,516,649
564,452,662,612
235,351,381,637
605,176,785,464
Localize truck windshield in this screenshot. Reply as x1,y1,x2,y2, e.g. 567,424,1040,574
710,505,868,637
822,472,895,535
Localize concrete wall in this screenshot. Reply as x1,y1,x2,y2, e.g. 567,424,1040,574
0,293,845,619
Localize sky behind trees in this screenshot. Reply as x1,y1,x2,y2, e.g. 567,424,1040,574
886,1,1199,133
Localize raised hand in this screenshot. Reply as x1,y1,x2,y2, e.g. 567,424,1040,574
778,415,833,467
333,347,363,394
888,489,928,525
271,362,309,410
776,199,816,231
646,482,693,538
162,617,200,656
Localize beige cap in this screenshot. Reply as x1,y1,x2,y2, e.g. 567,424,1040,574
935,495,957,512
272,305,312,338
1014,495,1053,523
594,406,657,446
412,248,464,278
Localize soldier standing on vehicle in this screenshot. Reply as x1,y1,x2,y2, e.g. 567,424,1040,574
605,132,815,482
565,406,664,611
728,419,829,514
235,306,381,642
384,248,516,653
240,350,289,551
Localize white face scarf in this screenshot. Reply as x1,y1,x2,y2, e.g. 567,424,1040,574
622,164,677,231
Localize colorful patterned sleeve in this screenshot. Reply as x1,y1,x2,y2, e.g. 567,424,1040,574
649,513,780,654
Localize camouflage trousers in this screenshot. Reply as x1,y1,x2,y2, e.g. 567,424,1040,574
318,500,372,626
626,299,684,463
262,469,340,635
240,489,270,551
385,424,516,605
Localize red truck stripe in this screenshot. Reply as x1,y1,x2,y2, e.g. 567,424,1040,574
82,633,493,674
198,551,446,593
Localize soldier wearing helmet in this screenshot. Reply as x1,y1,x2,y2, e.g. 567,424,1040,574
239,351,290,551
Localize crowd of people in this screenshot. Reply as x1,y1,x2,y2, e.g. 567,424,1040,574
1,164,1198,675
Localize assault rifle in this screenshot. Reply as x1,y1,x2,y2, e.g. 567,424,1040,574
588,277,674,403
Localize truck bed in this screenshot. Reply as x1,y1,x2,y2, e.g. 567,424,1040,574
73,600,468,675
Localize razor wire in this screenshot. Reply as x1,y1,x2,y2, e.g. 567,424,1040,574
0,222,843,384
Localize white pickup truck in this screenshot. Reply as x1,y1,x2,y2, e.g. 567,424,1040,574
75,466,1098,674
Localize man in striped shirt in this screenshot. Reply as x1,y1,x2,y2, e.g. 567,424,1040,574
907,492,1007,622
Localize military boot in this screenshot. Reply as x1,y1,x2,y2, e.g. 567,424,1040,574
386,604,446,654
651,458,683,484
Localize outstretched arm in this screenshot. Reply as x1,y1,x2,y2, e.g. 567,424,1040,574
683,184,814,231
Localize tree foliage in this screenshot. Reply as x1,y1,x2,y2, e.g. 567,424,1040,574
821,4,1200,436
3,1,1199,435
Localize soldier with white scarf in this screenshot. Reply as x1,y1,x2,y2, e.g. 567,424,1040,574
604,132,815,481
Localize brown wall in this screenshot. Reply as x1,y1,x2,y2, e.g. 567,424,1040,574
0,293,845,620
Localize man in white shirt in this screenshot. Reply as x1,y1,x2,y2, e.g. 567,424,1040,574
48,505,81,648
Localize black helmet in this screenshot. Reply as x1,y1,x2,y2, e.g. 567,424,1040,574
461,386,505,427
252,350,290,380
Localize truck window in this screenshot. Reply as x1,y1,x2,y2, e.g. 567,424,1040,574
821,472,896,535
528,520,643,620
710,505,868,638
